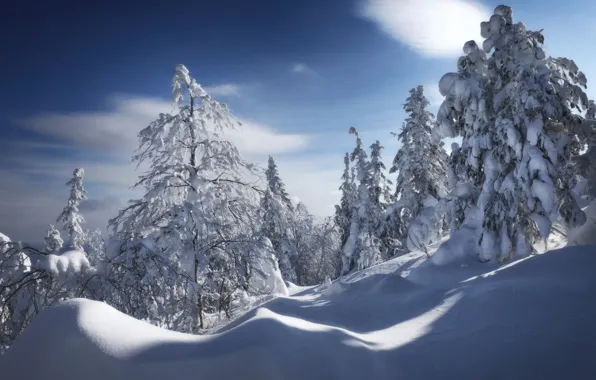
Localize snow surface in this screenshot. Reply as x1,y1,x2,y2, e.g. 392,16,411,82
2,247,596,379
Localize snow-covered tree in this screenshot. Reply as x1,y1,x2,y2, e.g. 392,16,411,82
294,215,342,285
260,156,296,282
0,232,94,352
265,156,293,210
369,140,397,258
436,5,589,262
57,168,87,250
341,127,382,274
389,86,448,250
335,152,356,251
44,224,63,253
477,6,588,260
108,64,265,332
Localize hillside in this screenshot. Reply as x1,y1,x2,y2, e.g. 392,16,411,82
2,245,596,379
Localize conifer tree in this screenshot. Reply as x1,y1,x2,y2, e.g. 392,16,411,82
57,168,87,250
389,86,448,250
44,224,63,253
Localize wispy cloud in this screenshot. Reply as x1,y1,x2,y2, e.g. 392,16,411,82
17,95,308,155
359,0,489,58
292,63,319,77
204,83,241,97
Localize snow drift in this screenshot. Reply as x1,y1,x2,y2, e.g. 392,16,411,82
2,247,596,379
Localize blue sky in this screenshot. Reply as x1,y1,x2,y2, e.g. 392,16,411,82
1,0,595,242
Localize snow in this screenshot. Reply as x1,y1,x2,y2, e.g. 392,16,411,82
567,201,596,246
32,249,91,277
3,244,596,379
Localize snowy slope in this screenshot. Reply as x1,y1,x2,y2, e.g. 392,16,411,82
2,247,596,379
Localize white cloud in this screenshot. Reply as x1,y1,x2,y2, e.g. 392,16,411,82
17,95,308,156
227,121,309,156
204,84,241,97
291,63,319,77
359,0,489,58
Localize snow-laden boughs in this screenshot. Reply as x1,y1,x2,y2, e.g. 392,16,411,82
57,168,87,250
389,86,448,250
0,232,94,353
107,64,267,332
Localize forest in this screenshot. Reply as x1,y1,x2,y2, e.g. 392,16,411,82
1,4,595,362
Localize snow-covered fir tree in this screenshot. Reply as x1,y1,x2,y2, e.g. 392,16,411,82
57,168,87,250
341,127,382,274
265,156,293,210
436,5,589,262
369,140,396,258
260,156,296,282
389,86,448,250
44,224,63,253
478,5,588,260
108,64,269,332
335,152,356,251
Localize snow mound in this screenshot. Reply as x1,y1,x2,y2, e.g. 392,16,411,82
3,246,596,379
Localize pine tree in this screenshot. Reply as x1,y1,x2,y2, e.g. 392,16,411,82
389,86,448,250
44,224,63,253
57,168,87,250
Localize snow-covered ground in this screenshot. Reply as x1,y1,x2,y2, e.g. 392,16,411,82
2,245,596,379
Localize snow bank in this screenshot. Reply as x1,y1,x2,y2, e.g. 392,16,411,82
3,245,596,379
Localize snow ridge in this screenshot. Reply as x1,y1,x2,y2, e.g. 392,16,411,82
3,246,596,379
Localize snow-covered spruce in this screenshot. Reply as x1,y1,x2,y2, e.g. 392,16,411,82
56,168,87,250
335,152,356,253
389,85,448,252
435,5,589,262
341,127,383,275
259,156,296,282
107,64,280,332
44,224,63,253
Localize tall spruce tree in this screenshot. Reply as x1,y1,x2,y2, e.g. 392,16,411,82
260,156,296,282
57,168,87,250
335,152,356,250
341,127,382,274
389,86,448,250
